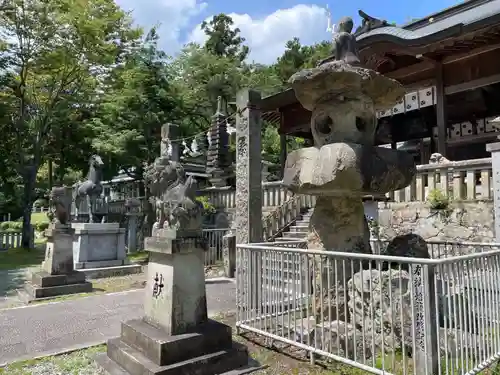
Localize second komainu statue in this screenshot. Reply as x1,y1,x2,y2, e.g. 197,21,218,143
143,154,203,235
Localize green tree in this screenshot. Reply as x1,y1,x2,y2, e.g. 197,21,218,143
201,13,249,61
274,38,331,85
170,43,243,115
92,27,185,182
0,0,141,247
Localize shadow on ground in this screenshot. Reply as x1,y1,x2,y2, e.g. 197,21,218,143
0,244,45,298
0,268,29,297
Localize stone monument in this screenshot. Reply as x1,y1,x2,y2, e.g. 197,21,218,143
71,155,139,278
18,186,92,302
96,150,249,374
282,16,416,320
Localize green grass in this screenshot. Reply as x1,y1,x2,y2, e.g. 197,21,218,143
0,246,45,271
30,212,49,224
127,250,149,264
0,345,106,375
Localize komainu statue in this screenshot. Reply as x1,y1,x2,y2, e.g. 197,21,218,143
429,153,451,164
144,155,203,233
49,186,73,225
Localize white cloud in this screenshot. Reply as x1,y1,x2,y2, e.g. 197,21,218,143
114,0,207,54
188,4,330,64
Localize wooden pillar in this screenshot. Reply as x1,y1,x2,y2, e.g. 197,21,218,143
435,62,447,157
279,133,287,179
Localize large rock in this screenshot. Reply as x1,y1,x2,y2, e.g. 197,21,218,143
282,143,416,196
280,317,369,361
347,269,413,353
379,233,430,271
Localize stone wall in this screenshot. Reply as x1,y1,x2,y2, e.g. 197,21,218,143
377,201,494,242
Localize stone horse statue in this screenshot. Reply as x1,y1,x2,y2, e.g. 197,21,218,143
73,154,105,223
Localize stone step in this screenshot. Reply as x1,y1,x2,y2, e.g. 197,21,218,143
272,236,301,241
289,226,308,233
105,337,248,375
282,232,307,239
295,220,310,226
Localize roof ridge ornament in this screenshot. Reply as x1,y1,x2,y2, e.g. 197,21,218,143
353,10,390,37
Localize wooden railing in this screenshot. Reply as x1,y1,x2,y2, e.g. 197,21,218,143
389,158,493,202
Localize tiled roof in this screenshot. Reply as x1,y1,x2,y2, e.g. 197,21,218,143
357,0,500,44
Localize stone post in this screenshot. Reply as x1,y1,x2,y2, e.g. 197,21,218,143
161,123,180,161
222,231,236,278
236,89,262,312
125,198,141,253
235,89,263,244
413,264,439,374
206,96,230,187
486,142,500,241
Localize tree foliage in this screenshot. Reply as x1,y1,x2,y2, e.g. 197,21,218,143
0,8,332,245
201,13,249,61
0,0,141,245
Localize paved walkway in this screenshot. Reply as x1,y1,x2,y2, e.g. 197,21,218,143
0,282,237,365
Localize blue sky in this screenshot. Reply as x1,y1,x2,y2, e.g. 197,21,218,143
114,0,464,63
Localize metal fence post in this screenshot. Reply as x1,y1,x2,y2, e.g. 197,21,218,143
414,263,439,374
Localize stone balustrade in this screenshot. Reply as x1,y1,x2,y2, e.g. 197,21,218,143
201,158,493,207
200,181,291,209
69,158,491,220
389,157,493,202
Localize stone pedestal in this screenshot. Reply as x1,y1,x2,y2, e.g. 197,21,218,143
96,228,249,375
18,224,92,303
72,222,141,279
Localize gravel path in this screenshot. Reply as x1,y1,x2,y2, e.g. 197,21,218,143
0,281,237,365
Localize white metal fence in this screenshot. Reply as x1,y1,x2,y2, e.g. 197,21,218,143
236,240,500,374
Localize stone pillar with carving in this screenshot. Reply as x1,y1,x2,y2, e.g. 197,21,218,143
235,89,263,312
97,150,249,375
206,96,230,187
161,123,180,161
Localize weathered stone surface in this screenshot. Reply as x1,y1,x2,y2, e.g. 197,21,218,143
377,202,495,245
49,186,73,225
307,196,372,322
347,269,413,353
280,317,368,361
43,224,75,275
283,144,415,196
289,61,405,113
72,222,126,269
144,250,207,336
235,89,262,244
